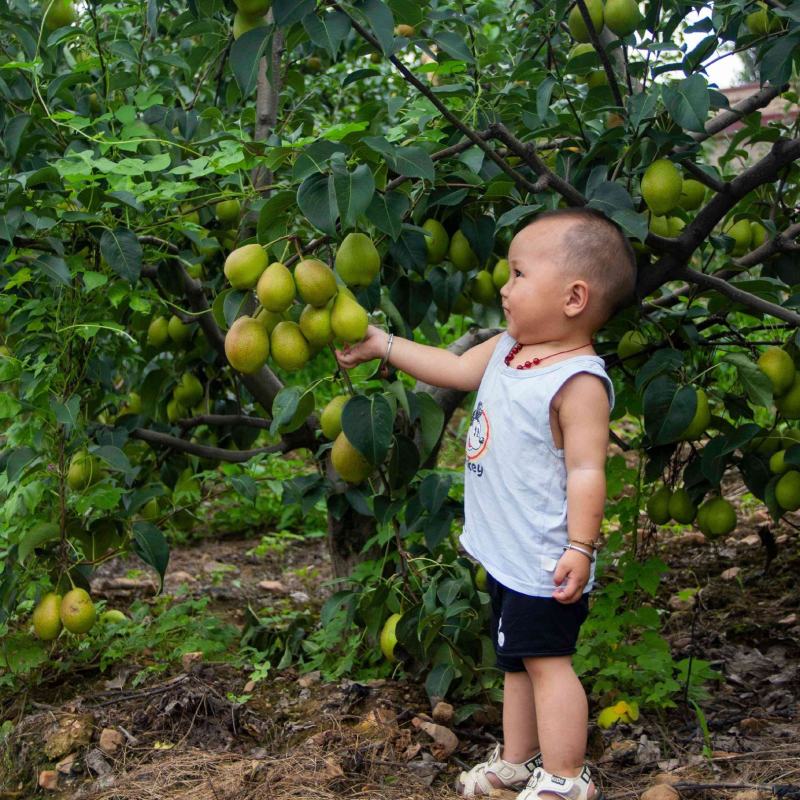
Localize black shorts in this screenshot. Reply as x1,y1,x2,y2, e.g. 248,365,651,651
486,571,590,672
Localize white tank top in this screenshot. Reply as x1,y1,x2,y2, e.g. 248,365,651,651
460,332,614,597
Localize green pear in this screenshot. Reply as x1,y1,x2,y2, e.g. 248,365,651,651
270,321,311,372
726,219,752,256
448,230,478,272
492,258,510,290
233,10,266,39
166,398,186,423
224,316,270,374
174,373,203,407
469,270,496,305
335,233,381,287
422,219,449,264
168,315,194,345
147,316,170,348
294,259,338,307
320,395,349,440
330,290,369,343
215,198,241,226
679,388,711,440
224,243,268,290
331,431,372,483
603,0,641,36
44,0,75,29
67,451,103,491
568,0,604,42
256,261,296,312
679,179,706,211
234,0,270,13
254,306,283,334
299,303,334,347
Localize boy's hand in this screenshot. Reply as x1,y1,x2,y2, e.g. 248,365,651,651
335,325,388,370
552,549,591,604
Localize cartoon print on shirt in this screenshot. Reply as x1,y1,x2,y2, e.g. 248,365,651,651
466,400,490,463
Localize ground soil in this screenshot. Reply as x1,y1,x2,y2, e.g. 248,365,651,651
2,499,798,800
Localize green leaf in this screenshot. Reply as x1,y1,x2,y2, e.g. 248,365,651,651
724,352,774,407
759,32,800,87
417,391,445,463
6,447,37,483
343,68,380,87
331,159,375,230
270,386,315,435
132,522,170,592
365,190,409,239
434,31,475,63
388,435,420,490
643,376,697,445
230,26,272,98
18,522,60,564
389,275,433,328
425,661,457,699
92,445,132,474
419,473,452,515
35,254,71,287
392,146,435,181
358,0,395,54
297,172,337,236
303,9,351,56
341,393,394,465
273,0,314,25
5,114,31,162
662,74,709,133
51,395,80,429
0,393,22,420
100,227,142,283
496,204,540,230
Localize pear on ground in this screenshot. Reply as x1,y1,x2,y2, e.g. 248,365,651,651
331,289,369,343
331,431,372,483
299,303,334,347
422,219,449,264
224,243,268,289
225,316,270,374
33,593,63,640
294,259,338,307
320,395,349,440
270,321,311,372
257,261,296,312
335,233,381,287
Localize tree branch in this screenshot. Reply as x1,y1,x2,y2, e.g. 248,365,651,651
177,413,273,432
252,23,284,192
130,426,305,462
573,0,624,108
675,266,800,326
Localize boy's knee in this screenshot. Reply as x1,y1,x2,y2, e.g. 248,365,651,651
523,654,573,680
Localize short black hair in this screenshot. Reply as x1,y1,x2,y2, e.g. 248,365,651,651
533,207,637,321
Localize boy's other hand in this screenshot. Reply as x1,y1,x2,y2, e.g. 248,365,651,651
335,325,388,370
552,549,591,604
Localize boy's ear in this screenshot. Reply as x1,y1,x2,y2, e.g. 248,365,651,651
564,279,589,317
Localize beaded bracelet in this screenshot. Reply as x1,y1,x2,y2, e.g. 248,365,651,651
562,544,595,563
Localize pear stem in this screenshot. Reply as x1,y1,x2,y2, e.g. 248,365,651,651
329,344,356,396
292,237,304,261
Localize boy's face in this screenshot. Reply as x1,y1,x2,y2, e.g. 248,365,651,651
500,219,577,343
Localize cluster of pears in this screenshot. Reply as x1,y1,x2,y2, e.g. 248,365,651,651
758,346,800,417
231,0,271,39
422,219,509,309
567,0,643,41
640,159,708,236
223,234,377,375
744,1,783,35
32,588,97,639
320,394,374,484
146,313,195,349
647,487,738,537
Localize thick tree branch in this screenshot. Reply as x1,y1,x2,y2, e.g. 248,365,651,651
252,24,284,192
573,0,624,108
130,426,307,462
735,221,800,267
638,136,800,299
675,266,800,326
487,123,587,206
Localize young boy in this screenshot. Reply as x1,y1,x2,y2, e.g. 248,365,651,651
336,208,637,800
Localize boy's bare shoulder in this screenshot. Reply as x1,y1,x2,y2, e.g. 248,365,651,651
552,371,610,416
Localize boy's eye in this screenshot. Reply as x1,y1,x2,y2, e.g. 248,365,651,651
514,269,522,277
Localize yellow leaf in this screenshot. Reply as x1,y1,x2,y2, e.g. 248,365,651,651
597,706,620,729
153,741,174,750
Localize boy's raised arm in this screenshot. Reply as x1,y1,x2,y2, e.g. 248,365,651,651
335,325,503,391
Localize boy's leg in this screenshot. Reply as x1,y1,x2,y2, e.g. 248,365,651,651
524,655,597,799
501,669,539,763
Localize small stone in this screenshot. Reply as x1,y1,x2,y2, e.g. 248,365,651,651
676,531,706,546
776,533,789,545
44,714,95,758
739,717,767,733
720,567,741,581
181,651,203,671
741,534,761,547
167,570,197,584
652,773,680,785
298,670,321,689
257,580,288,594
290,590,310,603
85,747,112,776
641,786,679,800
55,753,77,775
778,613,797,626
99,728,125,754
38,770,59,791
432,701,454,725
243,680,257,693
668,595,693,612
